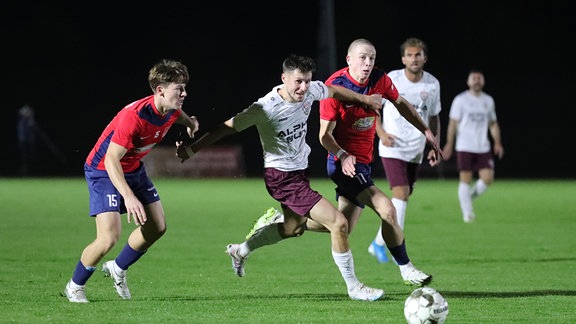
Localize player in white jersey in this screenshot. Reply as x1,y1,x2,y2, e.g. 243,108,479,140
176,54,386,301
442,69,504,222
369,38,442,263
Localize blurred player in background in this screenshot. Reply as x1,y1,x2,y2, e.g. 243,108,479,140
17,104,37,176
63,59,199,303
177,54,386,301
442,69,504,222
369,37,442,263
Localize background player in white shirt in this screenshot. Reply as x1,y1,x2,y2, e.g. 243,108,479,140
442,69,504,222
369,38,442,263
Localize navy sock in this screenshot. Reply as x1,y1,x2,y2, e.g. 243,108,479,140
72,260,96,285
115,244,145,270
388,239,410,265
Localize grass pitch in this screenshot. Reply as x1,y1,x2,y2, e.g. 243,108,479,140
0,177,574,323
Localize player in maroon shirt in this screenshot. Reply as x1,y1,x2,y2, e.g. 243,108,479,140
63,59,199,303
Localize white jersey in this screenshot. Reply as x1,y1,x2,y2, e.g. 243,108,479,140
449,90,496,153
231,81,329,171
378,69,441,163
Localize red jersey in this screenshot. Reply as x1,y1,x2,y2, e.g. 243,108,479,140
320,67,399,164
85,95,182,173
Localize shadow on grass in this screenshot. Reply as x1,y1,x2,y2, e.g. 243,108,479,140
74,293,384,302
442,290,576,298
59,290,576,303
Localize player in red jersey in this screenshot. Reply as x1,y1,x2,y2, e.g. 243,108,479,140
63,59,199,303
309,38,442,286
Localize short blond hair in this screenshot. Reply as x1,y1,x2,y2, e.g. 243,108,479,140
347,38,375,55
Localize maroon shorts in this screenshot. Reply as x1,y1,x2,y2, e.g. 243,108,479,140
456,151,494,172
264,167,322,217
381,157,420,194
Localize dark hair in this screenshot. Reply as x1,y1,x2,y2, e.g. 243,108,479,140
469,68,483,75
148,59,189,91
282,54,316,74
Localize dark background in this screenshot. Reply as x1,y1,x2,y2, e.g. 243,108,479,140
2,1,574,179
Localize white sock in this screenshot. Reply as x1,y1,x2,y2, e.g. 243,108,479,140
244,223,283,256
332,250,360,290
472,179,488,198
68,280,83,289
111,261,126,275
458,181,474,216
392,198,407,230
399,261,414,277
373,225,385,246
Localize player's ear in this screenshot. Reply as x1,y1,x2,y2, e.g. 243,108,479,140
155,85,165,96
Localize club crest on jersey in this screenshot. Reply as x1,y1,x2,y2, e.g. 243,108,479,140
420,91,429,100
301,102,311,115
352,116,375,132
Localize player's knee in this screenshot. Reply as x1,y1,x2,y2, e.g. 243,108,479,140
482,177,494,186
292,224,306,237
375,205,396,224
96,236,118,253
381,213,397,225
140,223,166,242
332,217,349,236
277,222,305,238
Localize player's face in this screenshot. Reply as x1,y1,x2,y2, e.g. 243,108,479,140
157,82,187,112
281,69,313,103
346,44,376,83
402,46,427,74
467,72,485,91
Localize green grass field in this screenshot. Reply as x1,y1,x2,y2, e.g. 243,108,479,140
0,177,575,323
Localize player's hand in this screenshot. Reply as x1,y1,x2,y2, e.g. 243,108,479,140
124,195,147,226
175,141,194,163
380,132,395,147
365,94,383,116
339,153,356,177
424,129,443,161
427,149,441,167
493,144,504,159
187,116,199,139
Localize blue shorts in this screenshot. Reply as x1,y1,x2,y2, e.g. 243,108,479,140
84,162,159,217
327,155,373,208
264,167,322,217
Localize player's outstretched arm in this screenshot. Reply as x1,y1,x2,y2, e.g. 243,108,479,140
327,84,383,115
176,119,237,163
394,96,443,161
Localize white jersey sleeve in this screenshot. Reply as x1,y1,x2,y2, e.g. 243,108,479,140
449,91,496,153
231,81,329,171
378,69,441,163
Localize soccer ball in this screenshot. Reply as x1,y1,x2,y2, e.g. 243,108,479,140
404,287,449,324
